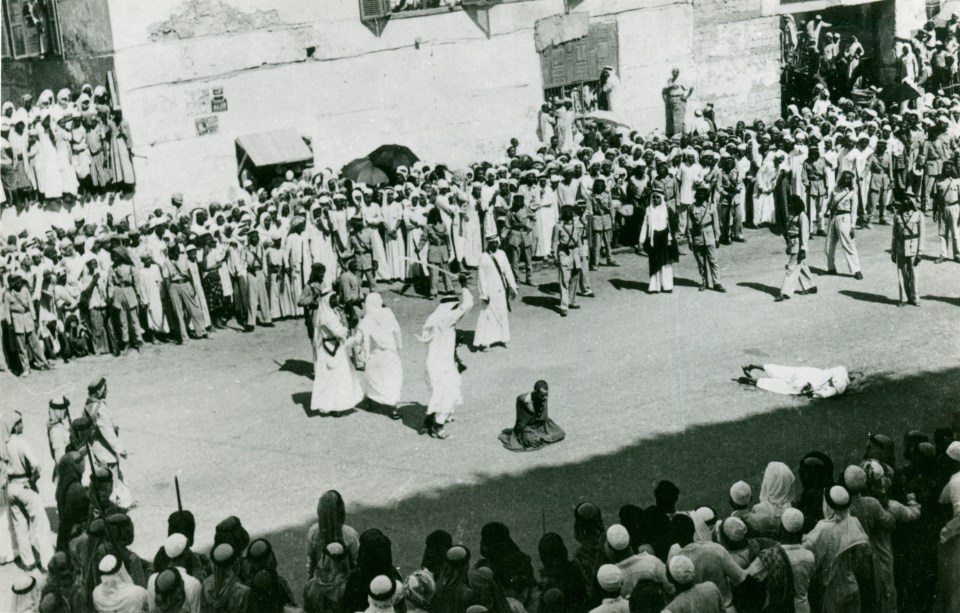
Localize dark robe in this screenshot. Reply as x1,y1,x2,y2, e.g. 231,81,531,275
499,393,566,452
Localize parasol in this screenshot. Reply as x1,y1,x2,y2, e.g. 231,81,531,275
582,110,631,131
341,158,389,186
367,144,420,177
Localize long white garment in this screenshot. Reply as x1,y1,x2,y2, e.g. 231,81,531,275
53,124,79,197
361,203,390,280
753,154,778,226
311,295,364,414
536,188,559,257
93,564,149,613
35,128,64,199
138,264,167,333
358,293,403,406
755,364,849,398
419,289,474,424
187,259,210,328
461,198,483,268
381,202,406,280
473,250,516,348
404,205,429,277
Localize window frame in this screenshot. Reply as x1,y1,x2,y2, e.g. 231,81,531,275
2,0,63,60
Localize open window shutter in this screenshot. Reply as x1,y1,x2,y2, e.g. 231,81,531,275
591,21,619,75
1,6,11,58
6,0,28,58
359,0,389,21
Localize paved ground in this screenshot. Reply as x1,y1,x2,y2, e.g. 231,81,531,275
3,220,959,599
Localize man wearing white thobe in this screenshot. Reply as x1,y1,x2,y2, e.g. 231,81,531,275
473,239,517,351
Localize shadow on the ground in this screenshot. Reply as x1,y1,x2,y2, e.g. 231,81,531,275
839,290,900,306
521,295,561,314
256,365,959,594
359,399,428,434
290,391,357,419
537,282,560,295
922,294,960,307
609,278,646,292
276,359,314,379
737,282,781,298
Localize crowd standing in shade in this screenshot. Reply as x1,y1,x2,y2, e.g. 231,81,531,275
3,394,960,612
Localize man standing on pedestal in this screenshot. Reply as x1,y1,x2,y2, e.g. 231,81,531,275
662,68,693,138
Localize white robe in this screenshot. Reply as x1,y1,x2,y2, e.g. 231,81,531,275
420,289,474,423
311,297,364,413
359,297,403,406
138,264,167,333
536,188,558,257
473,250,516,348
381,202,406,280
461,198,483,268
756,364,849,398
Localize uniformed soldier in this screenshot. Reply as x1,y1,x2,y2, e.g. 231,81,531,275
552,205,586,316
505,195,535,285
891,192,924,306
108,255,143,354
825,170,864,280
717,154,743,244
802,146,829,235
686,186,724,292
587,179,618,269
47,396,72,472
778,195,817,302
920,119,952,213
3,410,54,571
934,163,960,263
867,139,893,226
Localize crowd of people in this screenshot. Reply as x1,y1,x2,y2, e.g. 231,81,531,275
0,84,136,209
3,375,960,613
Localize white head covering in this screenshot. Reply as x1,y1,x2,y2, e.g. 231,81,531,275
758,461,796,510
358,292,401,350
93,556,148,613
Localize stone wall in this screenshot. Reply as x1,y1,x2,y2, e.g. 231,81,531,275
692,0,782,124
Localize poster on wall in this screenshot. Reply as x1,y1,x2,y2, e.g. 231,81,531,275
187,88,212,116
211,86,228,112
195,115,219,136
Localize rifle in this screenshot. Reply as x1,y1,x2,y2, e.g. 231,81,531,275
175,475,183,513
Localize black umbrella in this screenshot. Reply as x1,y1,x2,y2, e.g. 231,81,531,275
341,158,389,186
367,144,420,178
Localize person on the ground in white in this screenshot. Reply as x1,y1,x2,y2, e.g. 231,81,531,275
358,292,404,421
740,364,850,398
825,170,863,279
418,276,474,440
310,287,364,415
3,410,54,572
473,238,517,352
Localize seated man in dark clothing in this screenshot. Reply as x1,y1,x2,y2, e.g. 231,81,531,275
499,380,565,452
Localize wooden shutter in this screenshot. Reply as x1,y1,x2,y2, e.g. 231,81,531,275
359,0,389,21
590,21,619,76
1,3,11,58
6,0,28,57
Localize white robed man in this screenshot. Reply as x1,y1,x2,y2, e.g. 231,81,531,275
358,293,404,421
473,238,517,352
310,287,364,415
418,276,474,440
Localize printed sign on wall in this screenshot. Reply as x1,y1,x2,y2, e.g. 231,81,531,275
195,115,219,136
211,86,228,113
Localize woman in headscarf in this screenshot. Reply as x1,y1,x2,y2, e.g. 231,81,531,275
935,442,960,613
801,485,874,613
572,502,606,607
201,544,251,613
309,288,364,415
468,567,515,613
304,491,358,613
92,554,149,613
42,551,87,612
638,190,679,294
342,529,404,613
434,545,474,613
745,462,796,536
537,533,589,612
249,568,293,613
477,522,537,609
795,451,835,534
421,530,453,577
55,451,89,553
246,539,298,607
358,292,403,420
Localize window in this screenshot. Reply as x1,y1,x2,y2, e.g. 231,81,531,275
386,0,515,20
539,21,619,112
3,0,62,59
